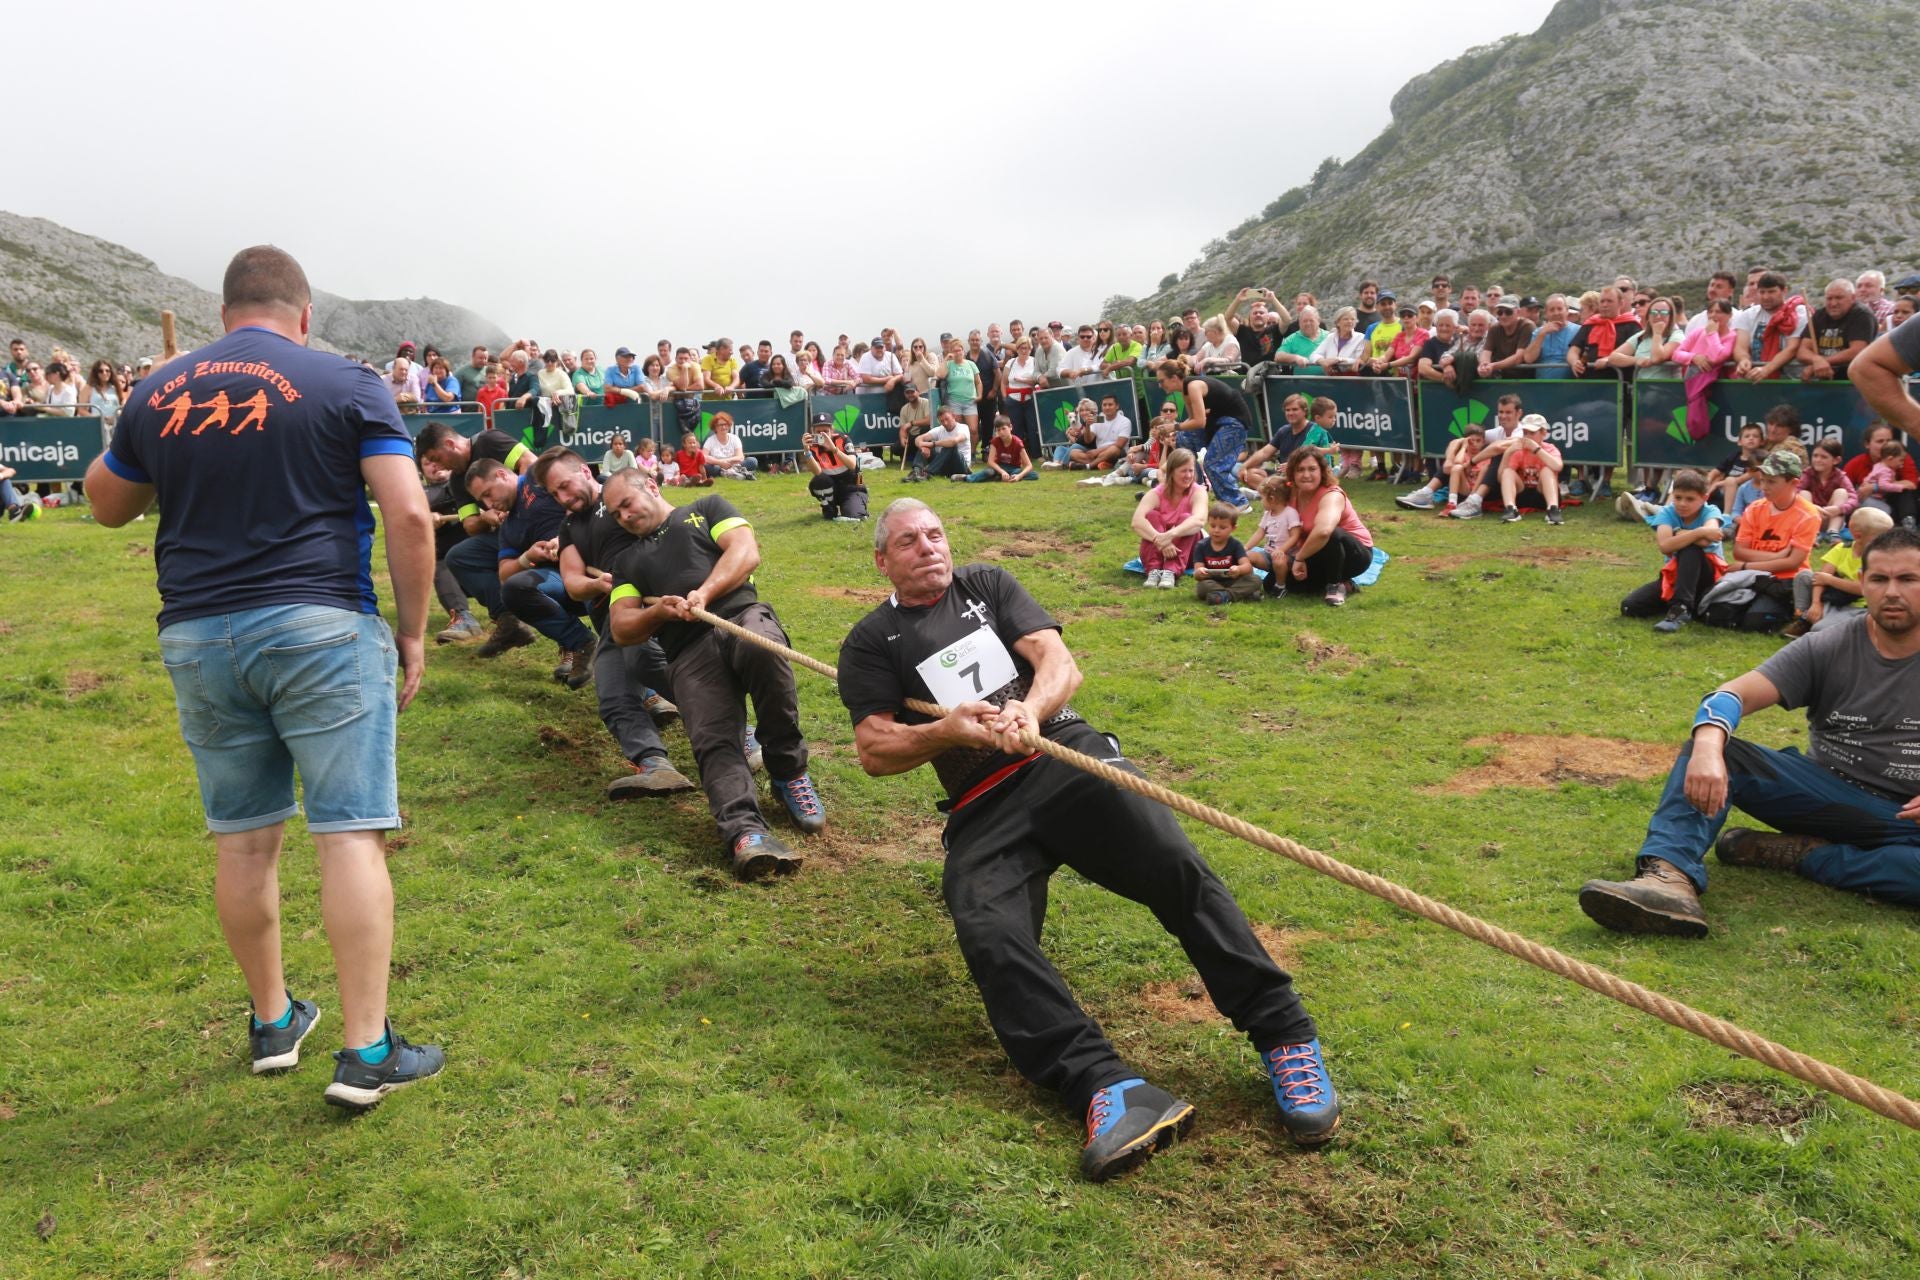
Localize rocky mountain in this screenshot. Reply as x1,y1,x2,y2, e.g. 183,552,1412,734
1119,0,1920,319
0,210,510,365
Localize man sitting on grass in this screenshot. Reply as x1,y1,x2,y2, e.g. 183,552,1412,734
840,498,1340,1181
1579,527,1920,937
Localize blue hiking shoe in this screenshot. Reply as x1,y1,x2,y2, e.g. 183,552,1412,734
1079,1078,1195,1182
323,1020,445,1113
771,774,826,834
249,993,320,1074
730,830,802,881
1265,1038,1341,1147
744,727,764,773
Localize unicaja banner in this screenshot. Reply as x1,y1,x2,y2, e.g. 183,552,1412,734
1631,378,1878,469
1033,378,1143,448
806,390,943,450
1,412,102,481
1266,376,1415,453
563,401,651,453
693,397,808,455
1418,379,1623,465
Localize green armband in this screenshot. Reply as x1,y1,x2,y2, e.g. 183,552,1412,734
609,584,640,604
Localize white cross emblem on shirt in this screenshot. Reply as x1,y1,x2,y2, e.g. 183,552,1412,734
960,599,989,625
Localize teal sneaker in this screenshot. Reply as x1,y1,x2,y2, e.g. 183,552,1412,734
1079,1078,1195,1182
323,1021,445,1112
1265,1039,1341,1146
249,993,320,1074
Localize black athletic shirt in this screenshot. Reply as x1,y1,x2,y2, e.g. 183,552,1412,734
1231,319,1282,366
104,325,414,629
1190,375,1252,443
838,563,1067,804
455,429,534,519
557,497,637,631
609,495,758,660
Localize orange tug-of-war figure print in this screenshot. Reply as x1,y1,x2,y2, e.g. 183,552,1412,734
150,360,303,438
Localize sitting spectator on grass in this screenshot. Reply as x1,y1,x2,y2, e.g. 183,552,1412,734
965,415,1037,482
1245,475,1298,598
1846,423,1920,525
1132,448,1207,589
914,405,973,480
1068,395,1133,476
1798,438,1856,540
1705,451,1819,632
1444,395,1526,519
1577,527,1920,939
1285,449,1374,607
1495,415,1565,525
1116,405,1180,487
1619,469,1726,634
702,413,758,480
802,411,868,520
1783,505,1892,637
600,432,637,477
633,437,662,485
1399,421,1489,511
673,432,712,487
1192,501,1263,605
1242,393,1335,491
1705,420,1766,515
1861,440,1917,526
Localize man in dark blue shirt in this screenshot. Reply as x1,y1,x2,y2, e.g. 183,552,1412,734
84,245,445,1112
464,458,597,686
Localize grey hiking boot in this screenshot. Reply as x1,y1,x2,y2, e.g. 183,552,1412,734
435,611,485,645
1715,827,1827,872
1578,858,1708,938
730,831,801,881
606,758,697,800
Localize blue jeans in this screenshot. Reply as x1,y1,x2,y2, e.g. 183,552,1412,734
445,531,504,618
502,566,595,651
158,605,398,833
1178,417,1248,503
926,447,967,478
1637,737,1920,904
0,477,18,508
965,469,1037,482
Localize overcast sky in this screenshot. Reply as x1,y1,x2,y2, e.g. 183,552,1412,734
25,0,1558,356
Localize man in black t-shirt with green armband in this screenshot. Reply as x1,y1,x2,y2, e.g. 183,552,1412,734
603,469,825,880
837,497,1340,1182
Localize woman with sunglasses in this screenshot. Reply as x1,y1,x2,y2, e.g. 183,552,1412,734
1606,296,1684,500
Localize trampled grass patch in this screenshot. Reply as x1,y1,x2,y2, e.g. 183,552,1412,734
1,475,1916,1278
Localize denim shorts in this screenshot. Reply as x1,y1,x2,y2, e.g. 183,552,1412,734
158,604,399,834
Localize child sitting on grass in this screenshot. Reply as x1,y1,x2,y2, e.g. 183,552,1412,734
633,436,662,484
1193,500,1263,605
1618,468,1725,634
1783,505,1892,637
674,432,712,487
1397,423,1488,511
1118,403,1180,487
1708,422,1766,515
1244,474,1298,598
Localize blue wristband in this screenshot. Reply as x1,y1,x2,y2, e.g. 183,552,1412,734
1694,689,1742,739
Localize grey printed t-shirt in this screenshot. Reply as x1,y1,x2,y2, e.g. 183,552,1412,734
1892,313,1920,368
1757,615,1920,796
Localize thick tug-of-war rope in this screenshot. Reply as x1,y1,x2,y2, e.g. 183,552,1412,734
660,601,1920,1132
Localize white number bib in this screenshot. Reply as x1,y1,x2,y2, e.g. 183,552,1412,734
915,626,1018,708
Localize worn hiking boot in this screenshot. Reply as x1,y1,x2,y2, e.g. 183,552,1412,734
730,830,801,881
435,611,485,645
1578,858,1708,938
1080,1078,1195,1182
1715,827,1827,872
1778,616,1812,640
605,758,697,800
770,774,826,834
1264,1038,1341,1147
642,690,679,724
475,615,537,658
556,646,595,689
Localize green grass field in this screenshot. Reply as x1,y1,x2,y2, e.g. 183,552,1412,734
2,474,1916,1279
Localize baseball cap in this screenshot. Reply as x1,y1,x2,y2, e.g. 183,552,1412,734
1495,298,1518,312
136,356,153,368
614,345,635,358
1514,414,1549,436
1517,295,1542,309
1418,299,1436,310
810,411,834,428
1758,449,1805,478
1377,289,1396,302
1397,303,1417,318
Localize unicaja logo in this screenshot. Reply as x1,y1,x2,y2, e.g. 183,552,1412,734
1448,400,1490,437
834,404,860,435
1052,404,1075,435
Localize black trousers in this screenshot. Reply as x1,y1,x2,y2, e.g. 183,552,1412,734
594,628,672,765
1620,544,1718,617
664,603,809,847
1006,397,1041,464
940,719,1315,1116
1296,529,1374,592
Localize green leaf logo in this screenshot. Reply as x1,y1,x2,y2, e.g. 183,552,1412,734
1053,404,1074,435
1666,407,1691,446
1448,399,1490,437
834,404,860,434
697,411,713,442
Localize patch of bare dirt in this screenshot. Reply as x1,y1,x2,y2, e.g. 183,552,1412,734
1425,734,1673,796
1294,631,1361,674
65,669,107,697
1410,545,1633,576
1680,1081,1822,1132
125,542,151,557
976,531,1094,561
807,585,889,605
805,813,946,871
1140,925,1329,1023
0,620,13,636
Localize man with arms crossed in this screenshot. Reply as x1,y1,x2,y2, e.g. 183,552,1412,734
839,499,1340,1181
85,246,444,1110
1580,526,1920,936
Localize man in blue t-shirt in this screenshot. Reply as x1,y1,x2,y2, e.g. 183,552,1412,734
464,457,597,687
84,245,445,1111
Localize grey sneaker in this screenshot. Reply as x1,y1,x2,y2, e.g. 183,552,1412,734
250,994,321,1074
1577,858,1707,938
324,1021,445,1112
606,758,697,799
1449,494,1483,520
642,690,679,724
1394,487,1436,510
435,611,485,645
1653,605,1691,634
1501,507,1523,523
744,727,764,773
